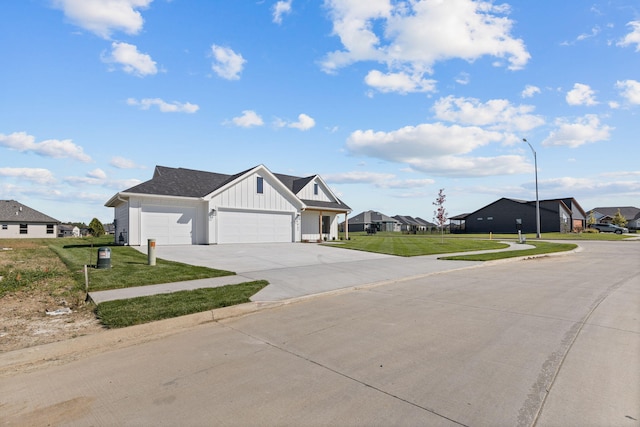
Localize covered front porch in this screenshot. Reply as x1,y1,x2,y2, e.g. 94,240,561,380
301,208,350,242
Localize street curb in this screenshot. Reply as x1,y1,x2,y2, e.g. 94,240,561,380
0,244,582,377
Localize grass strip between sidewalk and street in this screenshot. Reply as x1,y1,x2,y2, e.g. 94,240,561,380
439,241,578,261
95,280,269,328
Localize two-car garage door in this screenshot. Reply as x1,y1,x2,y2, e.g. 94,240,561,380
218,210,293,244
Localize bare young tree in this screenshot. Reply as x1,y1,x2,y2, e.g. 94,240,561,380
433,188,448,243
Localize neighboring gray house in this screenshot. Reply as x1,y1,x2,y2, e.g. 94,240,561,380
58,224,80,237
340,210,399,233
589,206,640,230
451,197,586,234
105,165,351,245
393,215,422,233
415,217,438,232
0,200,60,239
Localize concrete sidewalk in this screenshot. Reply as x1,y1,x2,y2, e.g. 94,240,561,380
88,241,536,304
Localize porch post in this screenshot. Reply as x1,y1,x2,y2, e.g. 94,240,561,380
318,211,322,241
345,213,349,240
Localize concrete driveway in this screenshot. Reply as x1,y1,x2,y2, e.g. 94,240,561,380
144,242,488,301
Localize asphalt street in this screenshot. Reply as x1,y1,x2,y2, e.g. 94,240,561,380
1,240,639,426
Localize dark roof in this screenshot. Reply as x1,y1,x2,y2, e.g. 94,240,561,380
117,165,350,211
300,199,351,211
590,206,640,220
123,166,236,198
415,217,437,227
0,200,60,223
348,210,397,224
393,215,421,226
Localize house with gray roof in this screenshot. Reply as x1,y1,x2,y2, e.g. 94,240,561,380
588,206,640,230
105,165,351,245
0,200,60,239
340,210,399,233
393,215,423,233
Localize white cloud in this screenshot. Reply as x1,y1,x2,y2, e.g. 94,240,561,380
543,114,612,148
322,0,530,93
433,96,545,132
210,45,246,80
364,70,437,94
323,171,434,189
618,21,640,51
104,42,157,76
521,85,541,98
53,0,152,39
0,168,56,184
88,168,107,179
274,113,316,130
345,122,530,177
110,156,144,169
616,79,640,105
127,98,199,113
566,83,598,106
0,131,92,162
455,72,470,85
288,113,316,130
273,0,293,24
231,110,264,128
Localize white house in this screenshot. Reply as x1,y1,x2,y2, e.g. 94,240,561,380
0,200,60,239
105,165,352,245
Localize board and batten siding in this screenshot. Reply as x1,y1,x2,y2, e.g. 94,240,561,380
209,172,298,212
297,179,332,202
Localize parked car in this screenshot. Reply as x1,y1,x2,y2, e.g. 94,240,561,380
589,223,629,234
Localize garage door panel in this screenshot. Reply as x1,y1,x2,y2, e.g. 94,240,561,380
142,206,195,245
218,210,292,244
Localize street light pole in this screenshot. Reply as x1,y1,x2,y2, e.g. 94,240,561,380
523,138,541,238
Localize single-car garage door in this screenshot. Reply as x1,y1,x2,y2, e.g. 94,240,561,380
141,205,196,245
218,210,293,244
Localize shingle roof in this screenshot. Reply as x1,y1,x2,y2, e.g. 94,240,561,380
590,206,640,220
0,200,60,223
116,165,350,211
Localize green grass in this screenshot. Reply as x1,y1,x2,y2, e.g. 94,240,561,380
95,280,268,328
329,233,509,256
47,236,234,292
439,241,578,261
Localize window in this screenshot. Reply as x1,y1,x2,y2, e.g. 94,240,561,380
487,217,493,220
47,224,54,234
20,224,28,234
256,177,264,194
1,224,7,230
314,183,319,195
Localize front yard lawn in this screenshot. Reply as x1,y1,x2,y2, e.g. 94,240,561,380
48,237,235,292
439,241,578,261
329,233,509,256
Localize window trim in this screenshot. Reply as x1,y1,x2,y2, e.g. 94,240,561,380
19,224,28,234
46,224,54,234
256,176,264,194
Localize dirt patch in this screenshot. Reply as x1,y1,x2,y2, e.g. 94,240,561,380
0,241,105,353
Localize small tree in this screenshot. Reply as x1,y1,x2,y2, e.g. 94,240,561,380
88,217,105,237
433,188,448,243
611,209,628,228
587,210,597,227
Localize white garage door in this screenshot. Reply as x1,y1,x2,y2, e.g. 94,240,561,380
218,210,293,244
142,205,195,245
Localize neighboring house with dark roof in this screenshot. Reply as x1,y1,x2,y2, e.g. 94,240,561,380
588,206,640,230
58,224,80,238
415,217,438,231
340,210,399,233
0,200,60,239
393,215,423,233
105,165,351,245
451,197,586,234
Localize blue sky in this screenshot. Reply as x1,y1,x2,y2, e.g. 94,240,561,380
1,0,639,224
